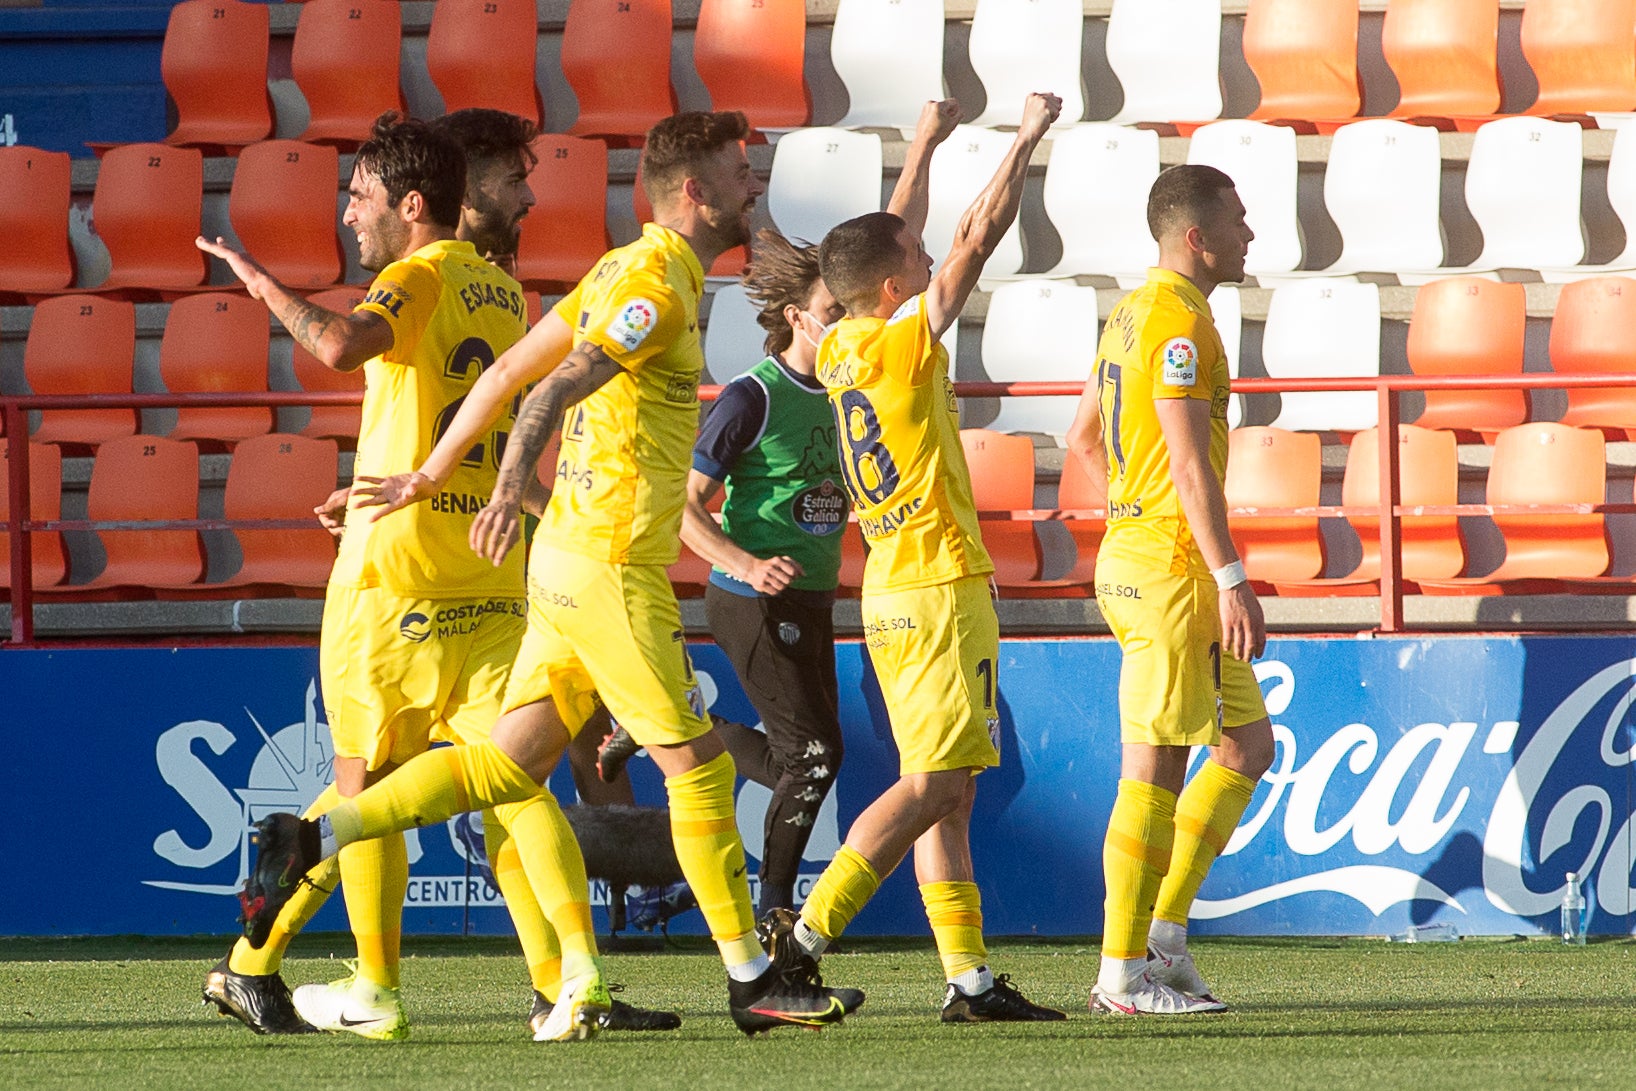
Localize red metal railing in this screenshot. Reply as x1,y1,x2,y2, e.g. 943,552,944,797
7,373,1636,643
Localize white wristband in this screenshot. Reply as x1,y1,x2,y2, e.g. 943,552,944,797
1212,560,1248,590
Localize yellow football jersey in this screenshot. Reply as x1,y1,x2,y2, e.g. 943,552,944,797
816,293,993,593
331,239,529,598
542,222,706,565
1093,267,1231,579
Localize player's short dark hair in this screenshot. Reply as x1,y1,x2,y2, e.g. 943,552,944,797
1147,164,1237,242
432,108,539,180
641,111,752,206
743,229,822,356
818,211,906,316
355,112,466,228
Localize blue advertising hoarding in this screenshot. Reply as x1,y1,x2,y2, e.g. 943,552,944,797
4,635,1633,939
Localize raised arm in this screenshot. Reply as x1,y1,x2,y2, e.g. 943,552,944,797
886,99,962,239
923,92,1060,338
1154,396,1264,663
196,235,390,372
353,310,575,518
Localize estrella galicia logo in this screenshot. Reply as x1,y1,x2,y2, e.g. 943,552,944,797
790,478,848,537
399,612,432,643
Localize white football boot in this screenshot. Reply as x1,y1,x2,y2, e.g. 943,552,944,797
1089,970,1228,1015
1146,946,1225,1004
532,969,612,1042
292,967,410,1040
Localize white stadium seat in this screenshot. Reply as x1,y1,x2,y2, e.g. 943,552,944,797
1323,119,1445,275
1210,284,1245,429
1543,125,1636,281
1262,278,1381,433
830,0,946,129
1466,116,1584,272
979,279,1099,436
767,127,884,247
968,0,1085,128
1043,123,1160,280
1106,0,1223,126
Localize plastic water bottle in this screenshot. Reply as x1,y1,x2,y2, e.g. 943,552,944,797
1391,922,1459,943
1561,872,1588,946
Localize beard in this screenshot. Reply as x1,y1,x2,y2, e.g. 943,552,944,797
357,213,411,272
466,201,524,263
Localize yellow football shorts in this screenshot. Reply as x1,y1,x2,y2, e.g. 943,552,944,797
503,542,710,747
1095,556,1268,746
861,574,1001,775
319,585,526,770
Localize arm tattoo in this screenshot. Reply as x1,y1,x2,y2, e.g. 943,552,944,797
492,368,580,507
275,298,343,358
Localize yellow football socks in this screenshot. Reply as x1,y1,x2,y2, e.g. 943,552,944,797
493,791,600,985
485,807,562,998
326,742,538,849
340,832,407,989
228,784,342,977
1101,779,1177,961
800,844,881,944
920,880,988,980
1153,761,1257,928
663,752,761,966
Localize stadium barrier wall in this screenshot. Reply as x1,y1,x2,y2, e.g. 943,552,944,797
7,633,1636,939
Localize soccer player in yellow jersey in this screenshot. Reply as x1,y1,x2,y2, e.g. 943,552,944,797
238,111,861,1034
196,113,617,1043
755,91,1067,1024
1066,165,1276,1016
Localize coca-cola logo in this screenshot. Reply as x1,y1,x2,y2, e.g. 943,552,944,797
1192,655,1636,926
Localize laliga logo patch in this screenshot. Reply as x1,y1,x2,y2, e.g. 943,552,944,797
1161,336,1199,387
399,612,431,643
887,295,921,326
607,297,659,352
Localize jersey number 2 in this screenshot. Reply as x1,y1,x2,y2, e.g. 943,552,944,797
432,337,519,469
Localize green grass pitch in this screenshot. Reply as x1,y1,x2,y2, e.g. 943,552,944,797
3,934,1635,1090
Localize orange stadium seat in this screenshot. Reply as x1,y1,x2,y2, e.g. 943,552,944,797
159,292,274,446
427,0,541,124
1382,0,1503,127
1243,0,1361,129
1520,0,1636,116
1011,449,1106,599
1225,427,1325,587
91,144,206,295
1275,425,1464,595
290,286,367,443
0,443,68,594
836,522,868,597
80,435,204,592
695,0,808,131
563,0,677,141
0,147,74,296
24,295,138,449
215,433,339,593
160,0,272,151
1407,278,1528,439
1550,276,1636,438
1420,423,1611,593
961,429,1042,591
292,0,405,147
514,134,610,290
229,141,344,290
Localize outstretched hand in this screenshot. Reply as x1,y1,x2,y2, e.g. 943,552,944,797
1019,92,1063,141
195,235,272,299
353,472,441,522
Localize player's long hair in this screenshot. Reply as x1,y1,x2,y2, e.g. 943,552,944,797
742,228,821,357
355,112,466,229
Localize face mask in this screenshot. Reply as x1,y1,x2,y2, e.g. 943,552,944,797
796,310,839,352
